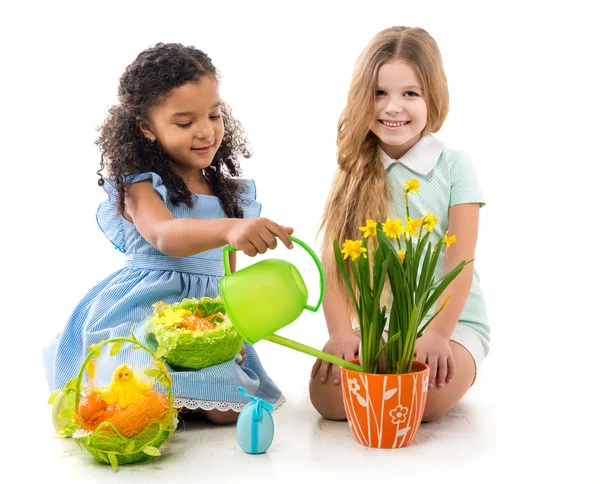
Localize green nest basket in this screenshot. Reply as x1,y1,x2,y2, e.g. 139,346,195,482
146,297,243,370
48,336,178,472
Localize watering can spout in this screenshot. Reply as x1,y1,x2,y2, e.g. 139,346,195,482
218,236,363,373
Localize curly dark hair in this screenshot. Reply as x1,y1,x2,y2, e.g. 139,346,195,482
96,42,251,218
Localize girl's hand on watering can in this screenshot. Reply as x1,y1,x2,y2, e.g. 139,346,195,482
228,218,294,256
311,331,359,385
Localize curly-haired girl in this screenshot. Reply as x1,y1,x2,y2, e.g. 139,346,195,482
43,43,293,424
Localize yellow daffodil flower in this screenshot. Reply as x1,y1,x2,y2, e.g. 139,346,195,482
382,217,404,239
156,308,191,328
422,210,438,233
403,178,420,195
442,231,457,249
341,239,367,261
397,249,405,262
404,216,422,237
359,219,377,238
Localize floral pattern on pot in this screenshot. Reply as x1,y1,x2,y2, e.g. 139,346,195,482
341,360,429,449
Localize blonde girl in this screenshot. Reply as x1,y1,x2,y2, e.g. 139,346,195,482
310,27,489,422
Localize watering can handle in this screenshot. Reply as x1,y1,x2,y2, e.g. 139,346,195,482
222,236,325,313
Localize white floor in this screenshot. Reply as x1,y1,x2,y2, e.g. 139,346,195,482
20,329,600,484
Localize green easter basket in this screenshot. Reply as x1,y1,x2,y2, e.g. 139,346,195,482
48,334,178,471
146,297,243,369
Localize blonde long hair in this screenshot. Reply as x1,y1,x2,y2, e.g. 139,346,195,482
320,26,450,313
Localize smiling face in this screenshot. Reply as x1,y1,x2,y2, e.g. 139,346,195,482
139,76,224,185
370,60,428,159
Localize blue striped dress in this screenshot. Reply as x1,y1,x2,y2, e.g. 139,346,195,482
42,172,283,411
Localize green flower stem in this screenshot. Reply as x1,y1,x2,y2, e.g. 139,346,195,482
264,334,363,372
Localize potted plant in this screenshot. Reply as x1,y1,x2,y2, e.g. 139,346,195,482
334,178,471,448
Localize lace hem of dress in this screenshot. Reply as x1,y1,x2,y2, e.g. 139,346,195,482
172,394,286,412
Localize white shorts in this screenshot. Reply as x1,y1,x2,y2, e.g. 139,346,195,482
449,323,488,382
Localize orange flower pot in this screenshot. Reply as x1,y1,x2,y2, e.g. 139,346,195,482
340,360,429,449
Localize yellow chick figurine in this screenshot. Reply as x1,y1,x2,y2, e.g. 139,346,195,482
99,364,152,408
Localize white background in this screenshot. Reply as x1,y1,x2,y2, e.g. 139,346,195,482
2,0,599,481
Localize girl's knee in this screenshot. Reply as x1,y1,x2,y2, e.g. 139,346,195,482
421,389,458,422
421,403,447,422
309,375,347,421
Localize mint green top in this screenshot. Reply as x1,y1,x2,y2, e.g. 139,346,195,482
383,135,490,343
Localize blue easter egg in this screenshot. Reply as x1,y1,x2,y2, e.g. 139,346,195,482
236,403,274,454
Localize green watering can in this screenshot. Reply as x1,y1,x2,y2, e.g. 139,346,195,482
219,236,362,371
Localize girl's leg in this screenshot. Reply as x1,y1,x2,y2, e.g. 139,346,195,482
421,340,476,422
198,409,240,424
192,350,248,424
309,366,346,420
309,340,477,422
309,328,362,421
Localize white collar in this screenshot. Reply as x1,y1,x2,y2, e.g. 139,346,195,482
379,135,445,175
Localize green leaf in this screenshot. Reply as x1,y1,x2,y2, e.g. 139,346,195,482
87,343,102,353
143,446,161,457
47,389,61,405
64,377,79,391
396,300,423,373
414,230,431,262
359,237,371,291
333,240,360,315
375,330,402,361
145,369,163,378
426,241,443,287
96,451,109,464
418,296,451,337
153,359,169,374
416,244,432,300
377,229,405,277
58,407,75,419
107,452,119,471
155,348,167,359
373,240,383,284
60,423,79,436
405,234,414,276
423,259,473,316
125,441,136,454
110,341,123,356
373,253,391,306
